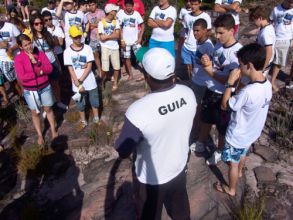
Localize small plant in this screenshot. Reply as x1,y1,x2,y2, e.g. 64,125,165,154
14,101,30,122
65,111,80,123
88,121,113,146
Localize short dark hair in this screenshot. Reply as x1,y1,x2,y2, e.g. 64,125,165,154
125,0,134,5
214,14,235,30
249,6,270,21
16,34,31,46
88,0,96,3
78,0,88,6
41,10,52,18
193,18,207,29
190,0,201,3
237,43,266,71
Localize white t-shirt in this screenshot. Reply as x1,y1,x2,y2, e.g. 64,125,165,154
64,44,97,92
270,4,293,40
98,19,120,50
149,5,177,42
257,24,276,65
41,7,60,27
178,7,191,20
64,11,86,47
117,10,144,45
214,0,242,25
33,38,56,63
207,42,242,94
47,25,64,55
125,84,197,185
226,79,272,149
192,39,214,86
183,12,212,51
0,22,20,61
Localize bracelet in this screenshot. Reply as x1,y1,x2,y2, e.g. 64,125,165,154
78,79,83,84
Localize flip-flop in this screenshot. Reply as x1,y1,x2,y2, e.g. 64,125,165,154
213,182,235,197
135,76,145,82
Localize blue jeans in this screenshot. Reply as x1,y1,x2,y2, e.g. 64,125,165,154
148,38,175,58
75,87,100,112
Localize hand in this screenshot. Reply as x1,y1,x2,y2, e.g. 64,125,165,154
121,40,126,48
74,79,80,87
201,54,212,67
99,35,107,42
227,69,241,85
6,48,13,58
79,86,85,93
0,41,8,49
136,38,142,45
28,53,37,64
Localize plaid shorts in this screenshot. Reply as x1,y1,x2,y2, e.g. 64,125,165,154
122,43,141,59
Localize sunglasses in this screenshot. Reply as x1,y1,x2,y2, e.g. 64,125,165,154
34,22,43,26
44,18,52,22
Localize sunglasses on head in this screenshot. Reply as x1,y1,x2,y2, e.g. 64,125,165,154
34,22,43,26
44,18,52,22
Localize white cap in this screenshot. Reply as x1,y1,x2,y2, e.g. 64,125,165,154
105,4,119,14
142,48,175,80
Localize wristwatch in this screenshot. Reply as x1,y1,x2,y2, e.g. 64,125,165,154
225,83,234,88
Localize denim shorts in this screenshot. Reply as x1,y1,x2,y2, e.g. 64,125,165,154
221,141,248,164
89,40,101,53
181,46,196,65
75,87,100,112
23,84,54,110
149,38,175,58
49,61,60,81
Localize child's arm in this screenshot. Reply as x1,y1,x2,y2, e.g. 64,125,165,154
214,1,241,13
56,0,64,18
264,45,273,69
221,69,241,110
78,62,92,83
147,18,159,28
137,23,145,44
154,18,173,29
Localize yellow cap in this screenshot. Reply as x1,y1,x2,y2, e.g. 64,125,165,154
69,25,83,38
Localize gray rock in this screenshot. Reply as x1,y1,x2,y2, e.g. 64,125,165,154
254,166,276,183
253,145,278,162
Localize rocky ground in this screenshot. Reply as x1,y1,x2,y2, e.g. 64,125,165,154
0,4,293,220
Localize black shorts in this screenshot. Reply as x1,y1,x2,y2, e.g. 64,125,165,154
134,169,190,220
20,0,29,6
201,89,231,136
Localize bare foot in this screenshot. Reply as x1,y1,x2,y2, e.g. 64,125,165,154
272,84,279,93
127,75,133,81
37,136,45,147
52,131,59,140
213,182,236,197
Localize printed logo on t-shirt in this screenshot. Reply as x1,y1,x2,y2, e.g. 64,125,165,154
262,98,270,108
104,24,115,35
90,17,98,24
0,32,11,42
69,17,82,26
122,18,136,28
71,54,88,69
283,13,293,25
158,98,187,115
155,12,166,20
223,0,233,4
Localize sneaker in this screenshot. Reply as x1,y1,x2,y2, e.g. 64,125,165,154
93,116,100,124
57,102,68,110
206,151,222,165
77,120,88,131
193,141,205,153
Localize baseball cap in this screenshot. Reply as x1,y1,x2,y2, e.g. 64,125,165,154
142,48,175,80
104,4,119,13
69,25,83,37
63,0,73,3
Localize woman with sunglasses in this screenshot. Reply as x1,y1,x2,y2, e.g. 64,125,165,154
30,14,67,110
14,34,58,146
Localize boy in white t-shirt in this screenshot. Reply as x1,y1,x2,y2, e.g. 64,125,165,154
249,6,276,77
214,0,242,38
214,43,272,196
64,26,100,129
269,0,293,92
182,0,212,78
41,0,61,27
98,4,121,91
178,0,191,57
147,0,177,57
118,0,144,80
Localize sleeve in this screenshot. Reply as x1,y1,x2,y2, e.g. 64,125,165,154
56,27,65,38
262,31,274,46
149,7,156,20
205,14,212,30
115,116,144,158
115,19,120,30
167,7,177,21
12,23,20,37
98,21,104,34
63,49,72,66
137,13,144,24
228,89,248,111
86,46,94,62
179,8,183,20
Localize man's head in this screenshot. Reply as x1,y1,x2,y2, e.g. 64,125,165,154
104,4,119,18
142,48,175,89
88,0,97,12
78,0,89,13
214,14,235,45
185,0,191,9
42,10,53,27
69,25,83,45
125,0,134,13
63,0,74,11
48,0,56,9
283,0,293,9
237,43,266,76
193,18,208,42
190,0,201,13
249,6,270,27
158,0,169,7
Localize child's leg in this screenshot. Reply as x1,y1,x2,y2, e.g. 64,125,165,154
0,85,9,105
125,58,133,80
43,106,58,139
227,162,239,196
31,110,44,145
94,51,102,77
101,47,110,87
24,5,29,20
238,156,247,178
12,80,23,98
110,49,121,89
271,64,281,92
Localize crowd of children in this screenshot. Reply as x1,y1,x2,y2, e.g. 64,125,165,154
0,0,293,217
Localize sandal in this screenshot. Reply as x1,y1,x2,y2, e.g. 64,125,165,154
213,182,235,197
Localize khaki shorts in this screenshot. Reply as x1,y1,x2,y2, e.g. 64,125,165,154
273,39,291,67
101,47,120,72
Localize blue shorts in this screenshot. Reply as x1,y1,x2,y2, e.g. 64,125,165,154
148,38,175,58
221,141,248,164
75,87,100,112
181,46,196,65
23,84,54,110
